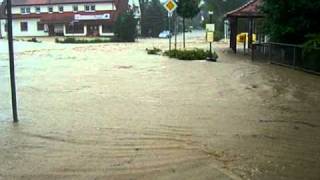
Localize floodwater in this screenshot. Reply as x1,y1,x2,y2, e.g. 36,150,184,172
0,33,320,180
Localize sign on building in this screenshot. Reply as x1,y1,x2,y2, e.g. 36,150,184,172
75,14,111,20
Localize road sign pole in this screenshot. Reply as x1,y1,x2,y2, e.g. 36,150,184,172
169,12,172,51
174,11,178,50
163,0,177,51
6,0,19,123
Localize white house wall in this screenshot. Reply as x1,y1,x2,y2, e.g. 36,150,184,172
0,19,49,37
0,20,6,37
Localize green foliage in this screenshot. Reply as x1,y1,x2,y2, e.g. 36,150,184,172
164,48,218,60
146,47,162,55
114,10,138,42
261,0,320,44
141,0,166,37
303,34,320,53
203,0,249,35
214,30,223,41
176,0,201,48
55,37,111,43
177,0,200,19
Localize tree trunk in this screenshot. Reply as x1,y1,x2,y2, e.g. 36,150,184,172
183,17,185,48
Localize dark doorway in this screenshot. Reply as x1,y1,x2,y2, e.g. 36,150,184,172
48,25,55,36
87,25,99,36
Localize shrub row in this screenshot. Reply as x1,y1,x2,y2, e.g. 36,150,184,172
55,37,112,44
163,48,218,60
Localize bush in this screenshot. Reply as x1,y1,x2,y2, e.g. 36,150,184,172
55,37,111,43
146,47,162,55
27,37,41,43
303,34,320,53
302,34,320,72
163,48,218,60
113,10,138,42
214,31,224,42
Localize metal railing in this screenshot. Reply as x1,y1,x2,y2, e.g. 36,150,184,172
252,42,320,74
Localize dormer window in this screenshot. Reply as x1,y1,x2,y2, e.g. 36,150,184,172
21,7,31,14
85,5,90,11
48,6,53,13
58,6,64,13
35,7,41,14
91,5,95,11
85,4,95,12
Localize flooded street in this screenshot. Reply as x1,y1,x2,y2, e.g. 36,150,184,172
1,33,320,179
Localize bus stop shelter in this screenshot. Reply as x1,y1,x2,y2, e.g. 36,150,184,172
226,0,264,53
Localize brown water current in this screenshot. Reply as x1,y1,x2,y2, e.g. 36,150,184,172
0,33,320,179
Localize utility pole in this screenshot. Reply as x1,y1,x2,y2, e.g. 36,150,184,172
168,12,172,51
6,0,19,123
174,12,178,50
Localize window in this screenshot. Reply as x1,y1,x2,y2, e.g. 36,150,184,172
90,5,95,11
35,7,41,13
73,5,78,12
20,7,31,14
66,23,84,34
58,6,64,13
20,22,28,32
4,23,7,32
102,24,112,33
48,6,53,13
85,5,90,11
26,7,31,13
20,8,25,14
37,22,44,31
85,4,95,12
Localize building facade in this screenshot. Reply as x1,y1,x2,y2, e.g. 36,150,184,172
0,0,128,37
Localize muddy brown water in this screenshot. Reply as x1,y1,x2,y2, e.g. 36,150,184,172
0,35,320,180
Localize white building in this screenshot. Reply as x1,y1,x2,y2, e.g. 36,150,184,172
0,0,128,37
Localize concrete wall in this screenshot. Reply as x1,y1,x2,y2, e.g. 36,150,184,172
12,3,115,14
0,19,49,37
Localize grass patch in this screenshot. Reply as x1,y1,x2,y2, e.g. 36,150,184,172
163,48,218,60
55,37,112,44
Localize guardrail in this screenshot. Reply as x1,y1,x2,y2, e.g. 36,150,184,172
252,42,320,75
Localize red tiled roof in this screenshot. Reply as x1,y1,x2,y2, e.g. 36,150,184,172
11,0,113,6
226,0,263,18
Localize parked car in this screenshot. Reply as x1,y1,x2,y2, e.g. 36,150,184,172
159,31,172,38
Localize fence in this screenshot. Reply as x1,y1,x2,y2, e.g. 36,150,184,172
252,42,320,74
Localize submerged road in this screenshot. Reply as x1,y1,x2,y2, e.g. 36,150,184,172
0,34,320,179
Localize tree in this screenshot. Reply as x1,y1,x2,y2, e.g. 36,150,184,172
261,0,320,44
177,0,200,48
142,0,167,37
114,10,138,42
203,0,249,40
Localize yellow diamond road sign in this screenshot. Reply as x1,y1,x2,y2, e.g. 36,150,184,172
164,0,177,13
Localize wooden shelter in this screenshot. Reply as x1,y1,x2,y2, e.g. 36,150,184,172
226,0,264,53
